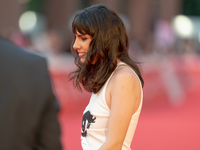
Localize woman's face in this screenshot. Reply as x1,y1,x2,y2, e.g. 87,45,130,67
73,31,92,63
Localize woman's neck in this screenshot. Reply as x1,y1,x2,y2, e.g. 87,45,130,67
117,59,122,63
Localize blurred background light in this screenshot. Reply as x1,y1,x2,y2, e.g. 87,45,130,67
19,11,46,36
19,11,37,33
172,15,193,38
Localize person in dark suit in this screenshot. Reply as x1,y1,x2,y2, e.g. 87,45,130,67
0,37,62,150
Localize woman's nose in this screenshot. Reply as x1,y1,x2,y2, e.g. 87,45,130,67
73,39,81,50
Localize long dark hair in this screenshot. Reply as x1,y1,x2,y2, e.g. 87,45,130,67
69,4,144,93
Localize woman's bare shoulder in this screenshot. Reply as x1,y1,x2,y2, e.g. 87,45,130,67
105,64,142,109
113,65,140,84
108,65,141,94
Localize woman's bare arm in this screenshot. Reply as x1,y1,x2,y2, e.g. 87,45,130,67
99,67,141,150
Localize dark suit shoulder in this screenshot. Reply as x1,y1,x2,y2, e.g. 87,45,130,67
0,37,47,75
1,38,44,59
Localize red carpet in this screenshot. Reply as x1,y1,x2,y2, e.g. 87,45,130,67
50,54,200,150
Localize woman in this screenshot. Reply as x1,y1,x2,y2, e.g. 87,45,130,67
70,4,144,150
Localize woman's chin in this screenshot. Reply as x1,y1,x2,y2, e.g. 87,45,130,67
80,58,85,64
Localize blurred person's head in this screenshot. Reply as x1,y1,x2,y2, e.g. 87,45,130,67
43,29,65,55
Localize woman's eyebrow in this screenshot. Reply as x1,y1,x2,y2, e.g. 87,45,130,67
75,33,84,37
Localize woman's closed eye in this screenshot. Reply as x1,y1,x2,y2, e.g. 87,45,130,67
82,37,87,41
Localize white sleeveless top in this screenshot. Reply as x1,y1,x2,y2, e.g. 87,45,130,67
81,62,143,150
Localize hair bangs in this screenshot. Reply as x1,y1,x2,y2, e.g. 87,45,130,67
72,12,94,36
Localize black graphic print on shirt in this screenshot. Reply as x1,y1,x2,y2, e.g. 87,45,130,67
81,110,96,137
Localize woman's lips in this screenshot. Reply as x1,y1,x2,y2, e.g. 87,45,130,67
78,52,86,57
